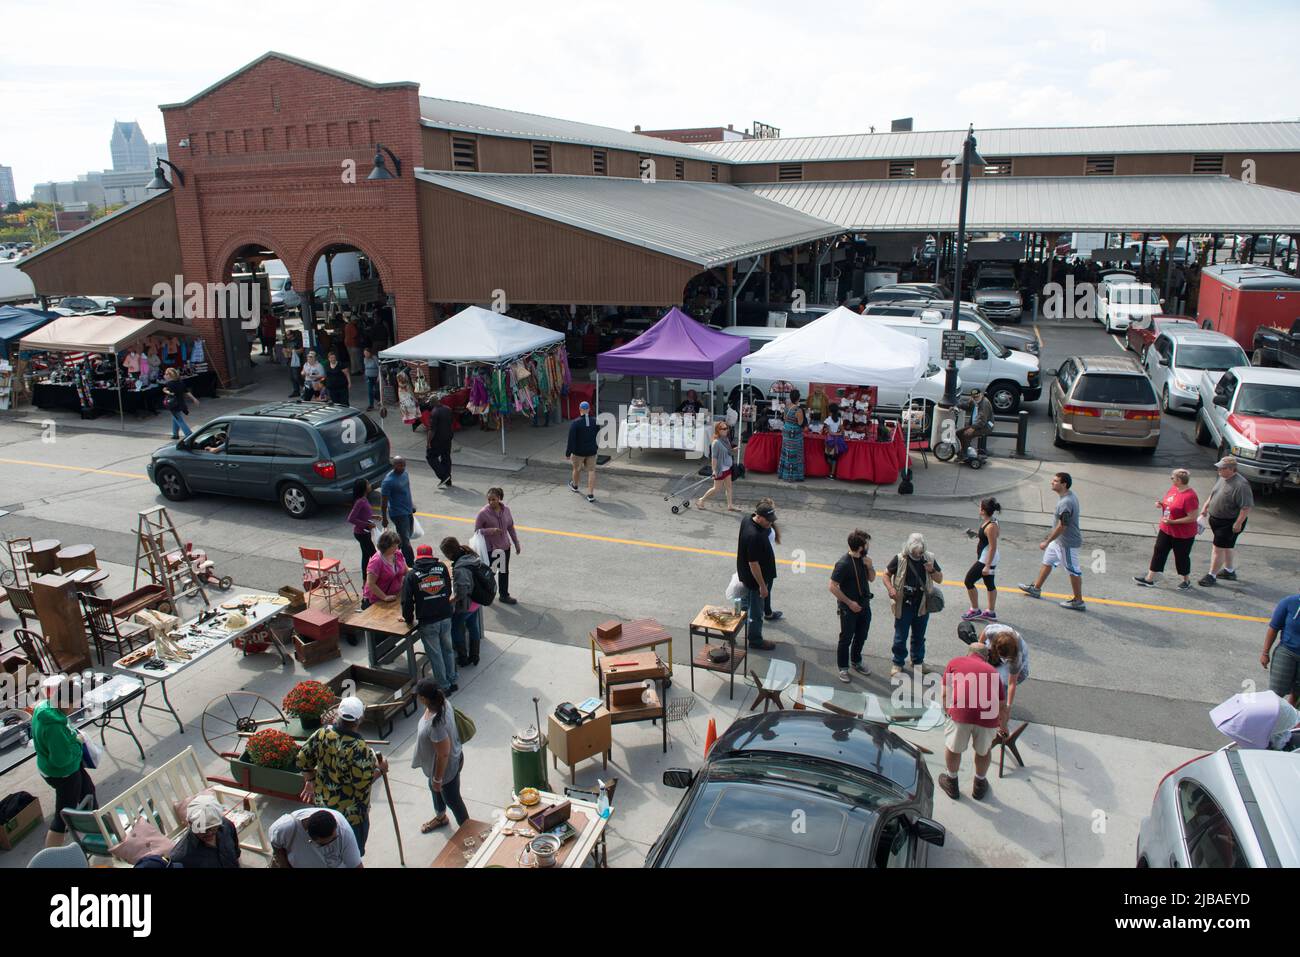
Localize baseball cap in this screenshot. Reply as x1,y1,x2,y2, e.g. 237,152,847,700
338,696,366,721
186,795,225,834
416,544,434,558
1214,455,1237,469
579,401,590,411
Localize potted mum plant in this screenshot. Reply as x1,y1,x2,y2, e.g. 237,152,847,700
233,727,305,798
282,680,336,731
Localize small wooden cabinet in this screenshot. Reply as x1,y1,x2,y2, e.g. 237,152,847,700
31,573,92,671
548,707,612,784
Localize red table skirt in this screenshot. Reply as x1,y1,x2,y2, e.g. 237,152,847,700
564,381,595,417
743,430,907,484
420,387,472,432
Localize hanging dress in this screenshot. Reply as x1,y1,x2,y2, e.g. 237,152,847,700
778,402,805,482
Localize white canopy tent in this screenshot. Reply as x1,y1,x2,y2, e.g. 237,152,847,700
0,262,37,305
738,306,930,477
378,305,564,453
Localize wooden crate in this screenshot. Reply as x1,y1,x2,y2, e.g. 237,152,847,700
293,632,341,666
325,664,417,737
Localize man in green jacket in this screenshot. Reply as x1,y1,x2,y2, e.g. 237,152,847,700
31,676,96,847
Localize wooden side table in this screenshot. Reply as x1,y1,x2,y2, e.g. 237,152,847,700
57,545,98,574
600,652,668,753
688,606,747,699
28,539,62,576
590,618,673,692
548,707,612,784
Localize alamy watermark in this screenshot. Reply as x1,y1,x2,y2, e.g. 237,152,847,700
151,274,260,329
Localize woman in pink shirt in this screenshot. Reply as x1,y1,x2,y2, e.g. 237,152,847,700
365,530,407,605
1135,467,1199,590
474,486,521,605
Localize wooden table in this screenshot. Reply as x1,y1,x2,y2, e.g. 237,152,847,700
336,597,418,677
548,707,611,784
601,651,668,753
66,567,109,594
688,606,747,699
28,539,61,575
465,792,609,868
430,819,495,868
56,544,97,573
590,618,673,692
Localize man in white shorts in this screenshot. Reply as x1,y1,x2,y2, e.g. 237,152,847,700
937,645,1007,801
1019,472,1086,611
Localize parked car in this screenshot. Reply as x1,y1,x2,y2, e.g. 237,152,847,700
863,299,1039,357
708,300,844,330
147,402,391,518
1251,318,1300,370
1125,314,1197,357
1195,366,1300,489
1096,276,1163,333
267,275,300,315
971,266,1024,324
51,295,114,316
866,282,950,304
1143,329,1248,414
1049,355,1160,452
645,711,945,868
1137,747,1300,867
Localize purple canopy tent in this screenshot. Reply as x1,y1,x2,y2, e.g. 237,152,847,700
594,307,749,419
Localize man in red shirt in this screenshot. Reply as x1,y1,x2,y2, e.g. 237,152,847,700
938,647,1007,801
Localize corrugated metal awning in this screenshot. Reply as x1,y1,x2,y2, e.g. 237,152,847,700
416,171,842,266
743,176,1300,233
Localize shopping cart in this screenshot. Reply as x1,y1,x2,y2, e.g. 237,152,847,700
664,468,715,514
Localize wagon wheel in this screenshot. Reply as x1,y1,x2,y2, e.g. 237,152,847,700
201,692,289,759
217,575,234,590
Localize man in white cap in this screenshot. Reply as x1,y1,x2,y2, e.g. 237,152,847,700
169,794,241,868
296,696,386,856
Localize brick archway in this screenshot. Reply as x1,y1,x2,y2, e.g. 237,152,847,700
212,232,296,282
297,228,396,295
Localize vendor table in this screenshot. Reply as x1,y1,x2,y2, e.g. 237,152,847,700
111,592,289,733
419,387,471,432
465,790,609,868
617,413,710,454
590,618,673,692
743,429,907,483
688,605,747,699
336,597,417,678
430,819,496,868
600,651,668,753
32,371,218,416
0,673,147,776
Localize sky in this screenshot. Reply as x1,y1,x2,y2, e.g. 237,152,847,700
3,0,1299,200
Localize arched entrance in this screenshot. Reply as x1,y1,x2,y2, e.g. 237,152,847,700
299,242,391,399
218,241,294,388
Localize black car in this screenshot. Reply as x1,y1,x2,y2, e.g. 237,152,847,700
645,711,944,868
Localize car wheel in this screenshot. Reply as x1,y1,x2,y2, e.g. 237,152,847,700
1161,386,1171,413
156,466,190,501
280,481,316,519
1138,444,1157,456
1194,415,1213,447
988,382,1021,414
1252,348,1272,367
1053,425,1067,448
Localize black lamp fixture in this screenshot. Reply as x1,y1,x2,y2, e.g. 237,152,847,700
146,157,185,191
367,144,402,180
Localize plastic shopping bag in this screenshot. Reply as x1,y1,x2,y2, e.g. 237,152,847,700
410,517,425,541
725,572,746,601
468,530,491,566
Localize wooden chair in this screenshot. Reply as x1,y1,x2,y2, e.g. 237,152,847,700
4,586,38,630
12,627,82,676
747,658,805,713
78,594,150,666
996,722,1030,778
299,546,358,612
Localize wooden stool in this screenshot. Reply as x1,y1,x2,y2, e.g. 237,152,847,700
28,539,62,575
57,544,98,573
996,722,1029,778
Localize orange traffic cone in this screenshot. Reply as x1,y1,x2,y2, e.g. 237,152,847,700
704,717,717,756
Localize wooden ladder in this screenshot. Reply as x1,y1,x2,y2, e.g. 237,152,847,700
133,506,210,608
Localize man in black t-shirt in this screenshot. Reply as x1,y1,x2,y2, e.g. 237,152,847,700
426,403,454,488
829,529,876,682
736,502,778,650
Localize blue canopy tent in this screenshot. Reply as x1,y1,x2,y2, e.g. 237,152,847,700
0,305,59,357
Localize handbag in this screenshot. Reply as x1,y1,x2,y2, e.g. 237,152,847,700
926,583,945,615
452,706,476,744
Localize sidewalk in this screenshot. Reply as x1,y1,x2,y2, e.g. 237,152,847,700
0,566,1201,868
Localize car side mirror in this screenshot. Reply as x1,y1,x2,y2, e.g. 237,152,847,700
662,768,695,789
913,817,946,847
1158,357,1170,366
1213,393,1229,407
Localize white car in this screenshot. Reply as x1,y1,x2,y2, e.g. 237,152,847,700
1143,329,1247,413
1137,747,1300,868
1097,277,1163,332
268,275,300,314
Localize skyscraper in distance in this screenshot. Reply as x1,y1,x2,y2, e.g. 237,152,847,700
110,121,151,171
0,166,16,206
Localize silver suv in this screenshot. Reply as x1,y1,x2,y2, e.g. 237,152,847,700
147,402,391,518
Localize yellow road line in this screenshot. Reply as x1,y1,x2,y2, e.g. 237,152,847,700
1034,324,1044,349
0,458,1271,624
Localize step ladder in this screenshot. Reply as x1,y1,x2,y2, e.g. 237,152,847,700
133,506,210,608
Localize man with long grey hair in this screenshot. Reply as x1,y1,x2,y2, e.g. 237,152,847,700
881,532,944,677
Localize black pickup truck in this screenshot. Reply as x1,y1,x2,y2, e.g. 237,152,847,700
1252,319,1300,369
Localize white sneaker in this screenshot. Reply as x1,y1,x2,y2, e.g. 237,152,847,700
837,668,851,683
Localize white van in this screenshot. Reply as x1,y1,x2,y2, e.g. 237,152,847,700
687,325,951,416
869,310,1041,413
1097,276,1163,332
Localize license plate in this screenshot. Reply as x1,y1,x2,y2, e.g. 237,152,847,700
361,457,374,469
1102,409,1123,419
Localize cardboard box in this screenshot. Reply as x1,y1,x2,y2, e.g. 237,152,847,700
292,608,339,642
595,620,621,641
0,796,42,851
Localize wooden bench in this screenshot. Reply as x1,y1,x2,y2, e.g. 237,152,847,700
60,746,271,866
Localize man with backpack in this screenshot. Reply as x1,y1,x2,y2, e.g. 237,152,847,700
401,544,457,695
440,536,495,667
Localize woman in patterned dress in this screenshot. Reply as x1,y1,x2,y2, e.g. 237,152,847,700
778,389,805,482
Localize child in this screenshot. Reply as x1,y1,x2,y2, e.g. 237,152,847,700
824,403,848,480
807,411,824,434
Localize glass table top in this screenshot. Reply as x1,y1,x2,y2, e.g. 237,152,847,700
790,684,944,732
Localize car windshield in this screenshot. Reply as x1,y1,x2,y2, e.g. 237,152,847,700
1235,384,1300,420
1074,374,1156,405
710,754,902,808
1176,345,1247,371
318,413,382,455
975,275,1015,290
1110,286,1160,306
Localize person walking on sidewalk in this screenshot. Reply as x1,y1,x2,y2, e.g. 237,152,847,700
697,421,741,511
441,537,486,666
936,644,1007,802
347,479,376,642
301,351,325,396
426,401,454,488
1019,472,1086,611
287,341,304,397
296,696,386,856
412,679,469,833
401,544,457,694
882,533,943,676
362,348,379,410
379,456,416,567
1135,468,1199,590
1198,455,1253,587
1261,592,1300,704
759,496,784,621
566,400,600,503
735,502,778,651
324,352,350,405
475,487,520,604
828,529,875,682
162,367,197,439
32,675,97,848
962,498,1002,621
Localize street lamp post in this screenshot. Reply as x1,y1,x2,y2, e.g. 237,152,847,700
943,126,985,408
